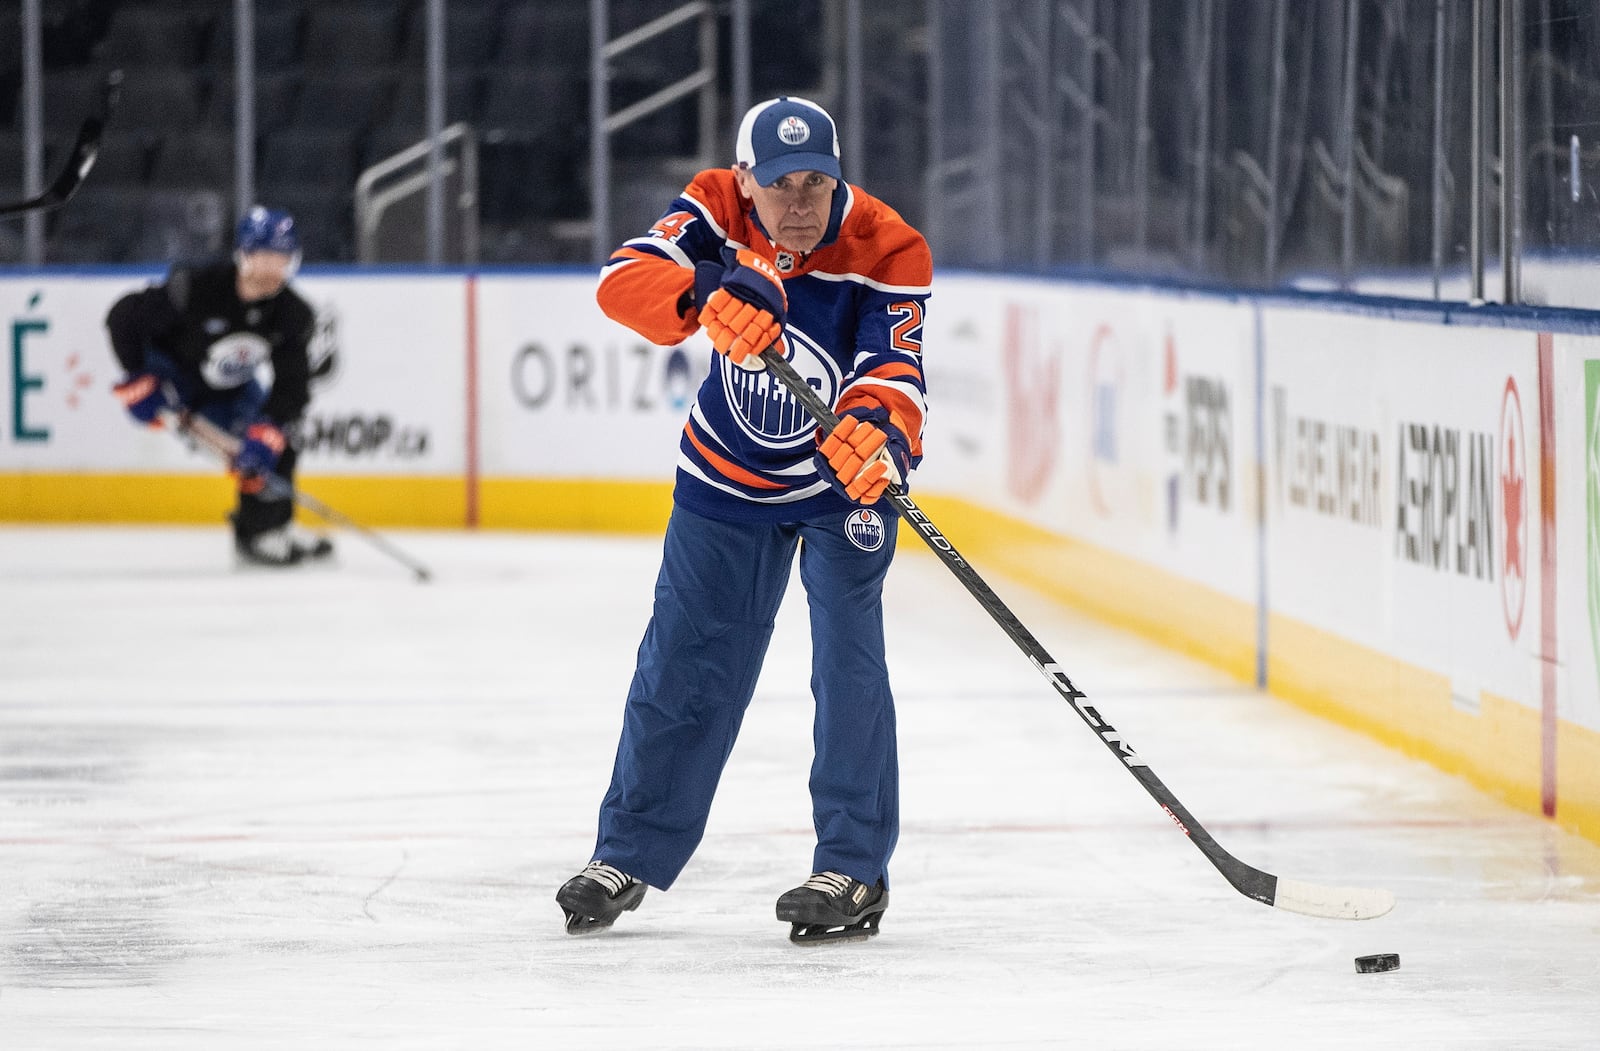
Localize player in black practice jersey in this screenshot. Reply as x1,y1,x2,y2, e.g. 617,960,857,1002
106,206,331,567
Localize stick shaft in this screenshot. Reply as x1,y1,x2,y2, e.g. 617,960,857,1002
759,346,1392,918
166,411,433,582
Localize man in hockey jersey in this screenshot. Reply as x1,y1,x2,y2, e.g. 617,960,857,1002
558,97,932,943
106,206,331,567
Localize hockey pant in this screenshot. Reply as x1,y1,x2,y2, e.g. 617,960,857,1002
145,350,297,540
593,503,900,891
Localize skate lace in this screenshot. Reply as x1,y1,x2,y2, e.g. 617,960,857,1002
583,861,635,895
802,871,855,897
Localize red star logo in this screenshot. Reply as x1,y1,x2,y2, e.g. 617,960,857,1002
1002,304,1060,504
1498,377,1528,641
1502,432,1524,578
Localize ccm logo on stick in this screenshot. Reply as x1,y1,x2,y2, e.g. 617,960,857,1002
1031,658,1147,767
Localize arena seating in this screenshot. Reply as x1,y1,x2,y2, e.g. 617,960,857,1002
0,0,818,264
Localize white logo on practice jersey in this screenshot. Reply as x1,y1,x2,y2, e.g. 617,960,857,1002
778,116,810,146
201,332,272,389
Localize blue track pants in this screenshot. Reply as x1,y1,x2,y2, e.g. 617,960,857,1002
593,503,900,891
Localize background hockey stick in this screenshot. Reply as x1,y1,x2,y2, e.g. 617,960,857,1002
758,345,1394,921
163,410,434,583
0,69,122,218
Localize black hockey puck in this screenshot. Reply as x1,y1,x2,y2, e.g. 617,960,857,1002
1354,953,1400,973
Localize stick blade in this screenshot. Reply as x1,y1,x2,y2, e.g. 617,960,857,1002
0,69,122,218
1273,877,1396,920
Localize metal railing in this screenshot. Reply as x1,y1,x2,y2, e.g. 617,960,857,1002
589,0,718,263
355,122,480,265
6,0,1600,309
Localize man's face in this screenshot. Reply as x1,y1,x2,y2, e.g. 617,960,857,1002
735,166,837,254
236,249,296,301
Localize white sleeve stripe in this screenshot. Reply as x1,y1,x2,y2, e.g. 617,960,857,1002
803,269,932,295
845,377,927,415
680,189,731,240
621,235,694,269
852,349,922,369
597,256,641,286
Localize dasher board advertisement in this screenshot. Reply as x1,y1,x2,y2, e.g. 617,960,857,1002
473,274,710,480
920,277,1258,602
1,272,464,477
1263,306,1542,710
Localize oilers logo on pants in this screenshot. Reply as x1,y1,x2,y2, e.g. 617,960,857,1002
845,508,887,552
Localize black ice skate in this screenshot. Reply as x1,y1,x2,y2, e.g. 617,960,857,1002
234,525,334,568
556,861,647,934
776,871,888,944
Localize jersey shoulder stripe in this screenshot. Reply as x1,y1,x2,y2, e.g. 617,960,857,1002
614,234,695,269
816,191,933,291
804,268,932,296
682,169,751,244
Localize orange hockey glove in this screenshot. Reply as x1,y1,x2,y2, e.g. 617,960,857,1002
113,373,175,428
700,249,786,370
815,407,909,504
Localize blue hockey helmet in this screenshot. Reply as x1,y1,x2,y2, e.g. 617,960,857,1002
235,206,300,255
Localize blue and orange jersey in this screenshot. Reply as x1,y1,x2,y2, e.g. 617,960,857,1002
597,167,932,523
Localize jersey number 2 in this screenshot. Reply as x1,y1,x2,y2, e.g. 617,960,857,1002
889,301,924,354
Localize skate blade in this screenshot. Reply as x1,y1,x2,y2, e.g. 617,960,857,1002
232,551,338,572
557,883,645,935
562,909,619,935
787,914,883,945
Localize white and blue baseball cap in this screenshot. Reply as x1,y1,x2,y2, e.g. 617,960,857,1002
735,96,842,186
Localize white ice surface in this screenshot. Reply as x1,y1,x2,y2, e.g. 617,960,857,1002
2,525,1599,1049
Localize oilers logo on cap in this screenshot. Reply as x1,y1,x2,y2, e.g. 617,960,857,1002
736,96,842,185
844,508,887,552
778,116,811,145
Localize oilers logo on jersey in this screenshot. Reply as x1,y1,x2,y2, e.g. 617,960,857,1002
595,166,932,524
844,508,887,552
720,327,840,448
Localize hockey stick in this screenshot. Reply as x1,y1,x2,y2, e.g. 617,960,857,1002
163,409,434,583
0,69,122,219
759,346,1394,921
